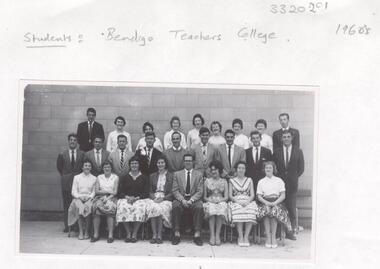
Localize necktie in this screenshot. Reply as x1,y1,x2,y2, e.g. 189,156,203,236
228,145,232,168
96,150,101,167
186,171,191,194
71,150,75,169
255,146,259,164
285,147,289,168
146,147,151,164
88,122,93,142
202,145,207,161
120,149,124,167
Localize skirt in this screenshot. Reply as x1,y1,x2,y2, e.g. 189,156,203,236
256,197,292,232
116,198,149,223
228,195,258,224
145,199,172,228
68,198,93,226
203,201,228,223
92,195,117,216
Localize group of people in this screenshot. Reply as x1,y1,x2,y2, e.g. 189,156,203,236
56,108,304,248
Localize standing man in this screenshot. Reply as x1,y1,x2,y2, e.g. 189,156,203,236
135,131,162,175
245,131,272,193
56,133,84,232
216,129,246,180
108,135,134,178
84,136,110,177
77,107,105,152
164,131,188,172
272,130,304,240
171,153,204,246
272,113,300,150
190,127,218,178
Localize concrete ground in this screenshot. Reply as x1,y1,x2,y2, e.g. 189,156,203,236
19,221,312,260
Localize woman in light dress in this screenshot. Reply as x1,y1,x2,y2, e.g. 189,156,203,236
187,113,205,149
67,160,96,240
146,156,173,244
163,116,187,150
91,161,119,243
203,161,228,246
228,161,258,247
255,119,273,153
257,161,291,248
106,116,132,152
208,121,226,146
135,121,164,152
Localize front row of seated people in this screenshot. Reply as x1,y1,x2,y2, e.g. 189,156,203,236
68,155,291,248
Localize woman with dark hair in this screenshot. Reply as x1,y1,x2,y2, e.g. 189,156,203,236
255,119,273,152
187,113,205,149
256,161,291,248
232,118,250,150
135,121,164,152
116,156,149,243
106,116,132,152
91,161,119,243
209,121,226,146
203,161,228,246
163,116,187,150
145,155,174,244
228,161,258,247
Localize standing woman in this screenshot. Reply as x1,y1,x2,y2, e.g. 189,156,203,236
232,118,250,150
228,161,258,247
257,161,291,248
146,156,174,244
208,121,226,146
116,156,149,243
67,160,97,240
255,119,273,153
91,161,119,243
163,116,187,150
135,122,164,152
187,113,205,149
203,161,228,246
106,116,133,152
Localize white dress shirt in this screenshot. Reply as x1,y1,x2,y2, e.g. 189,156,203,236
283,145,292,165
226,144,235,166
260,133,273,153
209,135,226,146
94,148,102,165
252,146,261,163
71,172,97,199
69,148,77,162
257,176,285,196
234,133,250,149
163,129,187,150
106,130,132,152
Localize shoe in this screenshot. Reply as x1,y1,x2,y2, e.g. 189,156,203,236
90,237,99,243
271,243,278,248
286,232,297,241
150,238,157,244
124,237,131,243
156,238,163,244
265,243,271,248
172,236,181,245
130,237,138,243
194,237,203,246
84,235,90,240
63,227,69,233
78,235,84,240
215,239,221,246
107,238,114,243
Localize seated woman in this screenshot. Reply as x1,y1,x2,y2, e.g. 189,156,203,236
163,116,187,150
67,160,97,240
135,121,164,152
208,121,226,146
116,156,149,243
255,119,273,153
186,113,205,149
106,116,132,152
228,161,258,247
256,161,291,248
203,161,228,246
145,156,173,244
91,161,119,243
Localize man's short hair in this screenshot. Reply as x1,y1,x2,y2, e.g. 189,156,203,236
170,116,181,127
145,131,156,138
183,153,194,161
224,129,235,136
192,113,205,126
67,133,77,140
255,119,267,128
279,113,290,120
86,107,96,115
114,116,126,125
282,130,293,137
117,134,128,141
199,127,210,135
171,131,181,139
250,130,262,138
93,136,104,142
232,118,244,129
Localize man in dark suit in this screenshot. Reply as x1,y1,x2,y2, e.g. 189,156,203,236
56,133,84,232
245,130,272,193
190,127,218,178
272,113,300,150
272,130,304,240
135,131,162,175
76,107,105,152
172,153,204,246
84,136,110,176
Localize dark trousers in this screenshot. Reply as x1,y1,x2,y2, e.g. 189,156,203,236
285,190,297,231
172,200,204,233
61,190,72,229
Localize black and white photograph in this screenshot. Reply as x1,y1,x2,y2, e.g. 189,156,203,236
19,83,316,260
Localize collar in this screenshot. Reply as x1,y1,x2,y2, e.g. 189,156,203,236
129,171,142,178
94,148,102,153
253,145,261,150
226,143,234,148
201,143,208,147
283,144,292,150
282,126,290,131
69,148,77,152
185,169,193,174
88,121,94,125
119,147,126,152
172,146,182,151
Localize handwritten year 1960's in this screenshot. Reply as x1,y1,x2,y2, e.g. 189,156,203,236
335,24,371,36
270,2,328,14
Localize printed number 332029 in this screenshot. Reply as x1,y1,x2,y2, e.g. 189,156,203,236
270,2,328,14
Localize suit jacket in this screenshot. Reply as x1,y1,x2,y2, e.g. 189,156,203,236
272,146,304,193
245,146,272,188
272,127,300,150
190,143,218,177
172,169,204,202
108,148,134,178
76,121,105,152
84,149,110,177
135,147,162,175
149,171,174,201
216,144,246,177
56,149,85,191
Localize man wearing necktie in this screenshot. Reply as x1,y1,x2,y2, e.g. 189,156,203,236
135,131,162,175
272,113,300,150
56,133,84,233
76,107,105,152
172,154,204,246
108,134,134,177
245,131,272,193
84,136,110,177
272,130,304,240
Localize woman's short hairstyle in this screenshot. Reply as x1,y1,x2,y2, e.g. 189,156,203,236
142,121,154,132
234,160,247,170
262,161,278,175
192,113,205,126
102,160,113,171
67,133,77,140
255,119,267,128
128,156,141,167
156,155,169,169
170,116,181,127
114,116,126,125
82,159,92,168
210,121,222,132
209,160,223,174
232,118,243,129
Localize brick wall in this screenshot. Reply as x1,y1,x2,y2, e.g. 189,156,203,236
21,85,315,220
